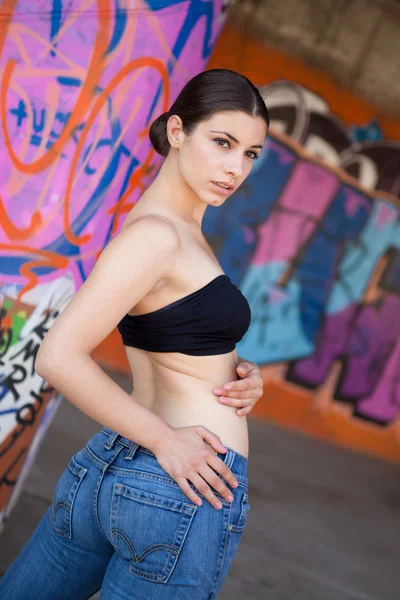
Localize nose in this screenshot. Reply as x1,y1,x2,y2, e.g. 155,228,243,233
225,155,244,179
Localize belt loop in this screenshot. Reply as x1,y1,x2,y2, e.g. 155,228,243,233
224,448,235,470
124,442,139,460
104,431,119,450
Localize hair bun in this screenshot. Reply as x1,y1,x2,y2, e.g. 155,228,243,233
149,112,170,157
148,69,269,159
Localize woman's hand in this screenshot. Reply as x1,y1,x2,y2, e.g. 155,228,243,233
153,425,239,510
213,359,264,416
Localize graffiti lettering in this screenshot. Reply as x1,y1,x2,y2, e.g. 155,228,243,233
0,0,229,527
204,125,400,428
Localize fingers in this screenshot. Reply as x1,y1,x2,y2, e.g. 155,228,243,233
221,388,258,399
236,405,253,417
218,396,253,407
207,453,239,489
158,426,240,511
175,450,239,510
196,425,228,454
198,464,235,504
214,376,263,399
214,382,254,396
189,473,225,510
176,467,234,511
176,477,203,507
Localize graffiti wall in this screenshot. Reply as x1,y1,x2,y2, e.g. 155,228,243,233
0,0,230,529
202,23,400,463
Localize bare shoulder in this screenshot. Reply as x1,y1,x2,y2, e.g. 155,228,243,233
36,214,180,361
116,213,180,251
87,212,181,301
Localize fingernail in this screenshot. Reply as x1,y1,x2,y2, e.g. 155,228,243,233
227,494,233,502
232,481,238,488
216,502,222,509
224,384,232,390
220,445,227,452
219,397,227,403
214,389,222,394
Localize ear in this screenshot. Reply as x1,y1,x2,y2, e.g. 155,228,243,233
167,114,184,149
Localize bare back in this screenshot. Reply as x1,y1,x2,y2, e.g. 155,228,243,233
119,203,249,457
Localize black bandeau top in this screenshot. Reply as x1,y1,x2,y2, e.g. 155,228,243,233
116,274,251,356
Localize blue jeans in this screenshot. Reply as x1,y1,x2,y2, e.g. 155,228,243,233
0,427,250,599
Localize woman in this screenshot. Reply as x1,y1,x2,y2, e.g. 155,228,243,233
0,68,269,599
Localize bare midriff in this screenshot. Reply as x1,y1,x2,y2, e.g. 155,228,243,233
124,345,249,458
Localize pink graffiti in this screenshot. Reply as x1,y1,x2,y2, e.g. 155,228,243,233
252,161,338,265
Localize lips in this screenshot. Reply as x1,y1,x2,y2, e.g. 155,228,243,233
211,181,235,195
210,181,233,196
212,181,233,190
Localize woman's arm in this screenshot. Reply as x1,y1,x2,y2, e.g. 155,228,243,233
35,216,178,450
35,216,238,508
37,352,172,451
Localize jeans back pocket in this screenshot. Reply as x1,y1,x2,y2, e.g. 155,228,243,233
111,483,197,583
48,455,87,539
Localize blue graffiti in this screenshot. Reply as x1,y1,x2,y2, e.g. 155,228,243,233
4,98,136,278
10,100,74,151
147,0,215,121
107,2,128,56
293,185,371,341
349,118,384,143
3,0,225,282
203,139,296,285
50,0,63,56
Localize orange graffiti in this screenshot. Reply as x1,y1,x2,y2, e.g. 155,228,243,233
0,0,111,175
0,244,69,299
62,56,169,246
0,0,18,59
0,198,42,240
0,0,112,174
0,6,169,298
0,0,113,242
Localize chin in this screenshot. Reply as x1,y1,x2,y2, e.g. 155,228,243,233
195,183,230,206
206,194,226,206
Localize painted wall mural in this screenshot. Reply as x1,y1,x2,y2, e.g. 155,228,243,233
0,0,231,529
203,25,400,463
203,109,400,428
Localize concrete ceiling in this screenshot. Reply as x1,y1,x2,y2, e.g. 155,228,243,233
228,0,400,116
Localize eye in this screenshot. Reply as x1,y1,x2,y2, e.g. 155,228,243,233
214,138,230,148
246,151,259,160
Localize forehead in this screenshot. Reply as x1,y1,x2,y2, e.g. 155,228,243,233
200,110,267,145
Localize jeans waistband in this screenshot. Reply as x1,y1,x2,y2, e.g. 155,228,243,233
100,427,248,483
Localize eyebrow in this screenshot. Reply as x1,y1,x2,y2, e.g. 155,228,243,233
210,130,263,149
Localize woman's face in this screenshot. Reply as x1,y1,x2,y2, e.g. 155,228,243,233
170,110,267,206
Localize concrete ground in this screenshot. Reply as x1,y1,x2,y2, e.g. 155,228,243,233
0,367,399,599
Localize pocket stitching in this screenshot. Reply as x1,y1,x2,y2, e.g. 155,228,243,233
228,491,250,534
111,483,197,583
111,527,179,562
115,483,197,514
109,468,180,488
52,499,71,518
48,457,87,539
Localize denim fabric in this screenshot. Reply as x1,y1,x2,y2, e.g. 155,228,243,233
0,427,250,600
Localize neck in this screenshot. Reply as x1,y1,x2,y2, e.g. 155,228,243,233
139,150,208,228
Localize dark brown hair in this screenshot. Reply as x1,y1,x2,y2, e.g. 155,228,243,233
149,68,269,158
